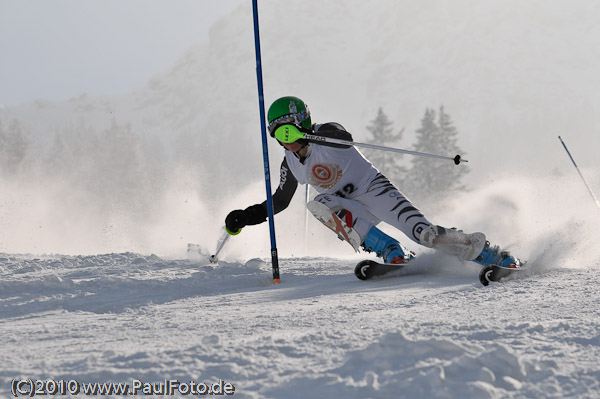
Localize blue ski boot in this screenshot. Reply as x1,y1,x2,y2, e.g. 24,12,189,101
473,241,521,268
362,226,414,264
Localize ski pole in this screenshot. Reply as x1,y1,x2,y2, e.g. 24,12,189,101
304,185,310,252
274,124,467,165
558,136,600,209
209,227,238,263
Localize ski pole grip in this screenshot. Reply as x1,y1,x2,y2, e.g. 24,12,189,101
225,226,242,235
453,155,468,165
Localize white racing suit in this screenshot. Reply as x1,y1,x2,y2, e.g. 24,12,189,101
252,122,432,246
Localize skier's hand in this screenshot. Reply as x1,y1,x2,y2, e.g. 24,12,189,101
225,209,248,233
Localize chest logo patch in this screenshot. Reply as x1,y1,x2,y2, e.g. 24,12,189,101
311,163,342,189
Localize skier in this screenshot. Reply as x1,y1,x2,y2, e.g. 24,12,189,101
225,96,520,271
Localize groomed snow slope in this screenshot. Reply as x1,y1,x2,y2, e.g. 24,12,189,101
1,251,599,398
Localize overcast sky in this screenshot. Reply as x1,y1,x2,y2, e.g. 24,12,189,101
0,0,243,106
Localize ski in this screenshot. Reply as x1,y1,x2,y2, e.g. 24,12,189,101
354,259,406,280
478,263,528,286
356,259,530,284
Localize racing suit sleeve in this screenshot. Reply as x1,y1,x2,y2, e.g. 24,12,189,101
242,157,298,225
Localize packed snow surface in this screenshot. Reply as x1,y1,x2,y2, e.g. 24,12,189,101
1,250,599,398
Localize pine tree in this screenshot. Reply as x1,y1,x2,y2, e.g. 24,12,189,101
363,107,408,184
437,106,468,191
406,106,469,205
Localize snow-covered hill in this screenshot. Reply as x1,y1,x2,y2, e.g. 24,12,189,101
1,251,599,398
3,0,599,184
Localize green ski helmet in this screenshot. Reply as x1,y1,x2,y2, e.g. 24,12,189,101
267,96,311,138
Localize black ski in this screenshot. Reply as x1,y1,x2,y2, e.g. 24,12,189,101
354,259,406,280
356,259,528,284
478,264,528,286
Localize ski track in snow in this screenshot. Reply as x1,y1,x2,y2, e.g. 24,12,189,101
1,252,599,398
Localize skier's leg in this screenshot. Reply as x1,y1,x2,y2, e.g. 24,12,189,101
351,174,522,267
313,193,413,264
355,173,488,261
353,173,432,245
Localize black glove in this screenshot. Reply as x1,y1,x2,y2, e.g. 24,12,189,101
225,209,248,233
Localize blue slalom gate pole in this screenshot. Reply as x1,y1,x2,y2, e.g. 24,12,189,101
252,0,280,283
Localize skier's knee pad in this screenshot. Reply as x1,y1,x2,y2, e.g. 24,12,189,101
419,225,486,261
313,194,343,212
312,195,351,226
419,225,439,248
419,225,465,247
313,194,379,239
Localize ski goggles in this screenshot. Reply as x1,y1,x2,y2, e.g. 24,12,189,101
267,108,310,137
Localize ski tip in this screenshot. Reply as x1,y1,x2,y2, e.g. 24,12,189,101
273,278,281,284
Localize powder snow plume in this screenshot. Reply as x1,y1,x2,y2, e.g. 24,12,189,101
433,170,600,273
2,163,599,269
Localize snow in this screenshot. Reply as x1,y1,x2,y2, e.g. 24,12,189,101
1,247,599,398
2,1,600,397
